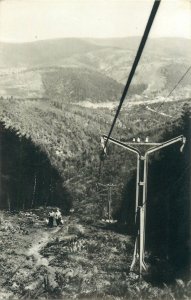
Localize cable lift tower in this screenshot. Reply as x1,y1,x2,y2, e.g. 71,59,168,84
97,182,118,223
101,135,186,277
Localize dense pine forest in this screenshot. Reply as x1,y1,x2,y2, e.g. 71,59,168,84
0,96,189,211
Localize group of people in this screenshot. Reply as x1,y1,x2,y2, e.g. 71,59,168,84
47,208,63,227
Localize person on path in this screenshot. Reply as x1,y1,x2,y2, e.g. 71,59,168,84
55,208,63,226
48,211,54,227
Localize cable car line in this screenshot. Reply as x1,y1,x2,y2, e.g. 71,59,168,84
154,65,191,114
98,0,189,279
102,0,161,152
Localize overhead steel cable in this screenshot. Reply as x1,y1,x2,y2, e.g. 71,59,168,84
103,0,161,152
155,65,191,114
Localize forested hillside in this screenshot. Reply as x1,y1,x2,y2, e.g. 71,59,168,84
42,67,124,103
0,122,72,212
0,96,188,213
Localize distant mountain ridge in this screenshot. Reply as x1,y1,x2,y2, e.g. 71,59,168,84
0,38,102,68
0,37,190,100
90,37,191,59
0,37,190,68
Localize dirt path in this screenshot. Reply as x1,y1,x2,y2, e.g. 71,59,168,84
27,227,60,268
0,213,66,300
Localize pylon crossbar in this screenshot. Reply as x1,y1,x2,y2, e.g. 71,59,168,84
146,135,185,155
122,142,161,146
102,135,141,156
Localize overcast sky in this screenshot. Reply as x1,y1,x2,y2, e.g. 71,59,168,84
0,0,190,42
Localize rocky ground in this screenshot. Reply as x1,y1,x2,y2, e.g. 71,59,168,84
0,208,190,300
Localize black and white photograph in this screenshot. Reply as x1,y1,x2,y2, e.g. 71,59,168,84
0,0,190,299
